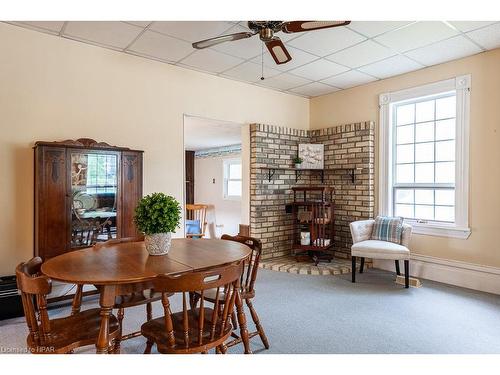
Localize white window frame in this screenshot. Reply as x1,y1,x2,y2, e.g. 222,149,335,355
223,158,242,201
379,75,471,239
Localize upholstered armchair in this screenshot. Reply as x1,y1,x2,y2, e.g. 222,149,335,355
349,219,412,288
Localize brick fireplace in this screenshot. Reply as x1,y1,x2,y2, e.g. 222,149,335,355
249,121,375,260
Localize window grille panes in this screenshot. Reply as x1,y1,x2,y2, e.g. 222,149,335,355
392,92,456,223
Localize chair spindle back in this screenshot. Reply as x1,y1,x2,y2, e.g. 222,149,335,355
221,234,262,295
15,257,53,346
185,204,208,236
152,262,243,350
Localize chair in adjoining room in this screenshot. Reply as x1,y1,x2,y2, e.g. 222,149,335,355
141,262,244,354
16,257,119,354
349,218,412,288
185,204,208,238
191,234,270,351
72,236,163,353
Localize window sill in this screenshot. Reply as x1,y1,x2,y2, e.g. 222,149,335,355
408,221,471,239
223,196,241,202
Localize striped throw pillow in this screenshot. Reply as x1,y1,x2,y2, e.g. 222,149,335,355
370,216,404,244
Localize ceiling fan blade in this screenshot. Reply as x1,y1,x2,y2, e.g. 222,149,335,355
281,21,351,33
265,37,292,65
192,32,255,49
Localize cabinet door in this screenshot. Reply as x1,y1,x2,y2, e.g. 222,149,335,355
35,146,68,259
120,151,143,237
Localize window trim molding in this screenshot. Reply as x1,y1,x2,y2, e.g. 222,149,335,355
379,75,471,239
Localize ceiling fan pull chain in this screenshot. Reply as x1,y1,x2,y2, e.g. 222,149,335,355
260,42,265,81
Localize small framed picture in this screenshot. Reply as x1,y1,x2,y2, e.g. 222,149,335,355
298,143,324,169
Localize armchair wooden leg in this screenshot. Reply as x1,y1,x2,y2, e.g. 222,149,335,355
360,257,365,273
351,256,356,283
395,260,401,276
404,260,409,289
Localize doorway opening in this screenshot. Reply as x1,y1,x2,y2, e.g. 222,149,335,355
183,115,249,239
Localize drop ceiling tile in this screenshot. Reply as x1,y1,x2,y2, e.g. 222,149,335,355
128,30,194,62
179,49,244,74
466,22,500,49
290,82,340,97
149,21,234,42
448,21,497,33
405,35,482,66
326,40,396,68
375,21,459,52
357,55,423,79
221,61,281,83
251,46,318,72
287,26,366,56
15,21,65,34
123,21,151,28
321,70,377,89
212,24,263,59
63,21,143,49
289,59,349,81
347,21,413,37
256,73,311,91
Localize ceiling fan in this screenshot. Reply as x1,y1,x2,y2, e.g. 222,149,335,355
192,21,351,65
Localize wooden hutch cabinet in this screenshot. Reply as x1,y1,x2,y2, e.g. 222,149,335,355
34,138,143,260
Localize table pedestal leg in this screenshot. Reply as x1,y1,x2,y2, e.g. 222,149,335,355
235,288,252,354
96,285,115,354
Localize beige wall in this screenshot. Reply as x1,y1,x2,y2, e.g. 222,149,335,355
311,49,500,268
0,23,309,275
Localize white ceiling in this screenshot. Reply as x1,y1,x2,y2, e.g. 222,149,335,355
5,21,500,98
184,116,242,151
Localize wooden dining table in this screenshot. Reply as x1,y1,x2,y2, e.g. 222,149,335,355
41,238,253,354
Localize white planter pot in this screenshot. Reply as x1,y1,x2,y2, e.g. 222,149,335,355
144,232,172,256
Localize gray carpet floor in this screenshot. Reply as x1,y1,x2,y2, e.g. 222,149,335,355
2,268,500,354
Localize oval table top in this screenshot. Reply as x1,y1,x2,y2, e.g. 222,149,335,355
41,238,251,285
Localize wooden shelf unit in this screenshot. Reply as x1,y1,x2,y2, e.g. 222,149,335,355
288,187,335,265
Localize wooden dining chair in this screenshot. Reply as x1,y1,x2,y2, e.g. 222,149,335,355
191,234,269,351
141,262,244,354
16,257,120,354
185,204,208,238
72,235,163,353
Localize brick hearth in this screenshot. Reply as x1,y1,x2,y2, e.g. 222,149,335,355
259,256,371,276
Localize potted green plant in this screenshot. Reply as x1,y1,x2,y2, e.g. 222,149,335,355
134,192,181,255
293,156,303,169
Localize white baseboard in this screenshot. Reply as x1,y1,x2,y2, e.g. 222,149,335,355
373,254,500,295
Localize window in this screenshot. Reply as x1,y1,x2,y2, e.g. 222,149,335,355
223,159,242,199
379,76,470,239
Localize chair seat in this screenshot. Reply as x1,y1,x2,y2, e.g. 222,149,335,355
141,307,232,353
29,308,119,353
351,240,410,260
